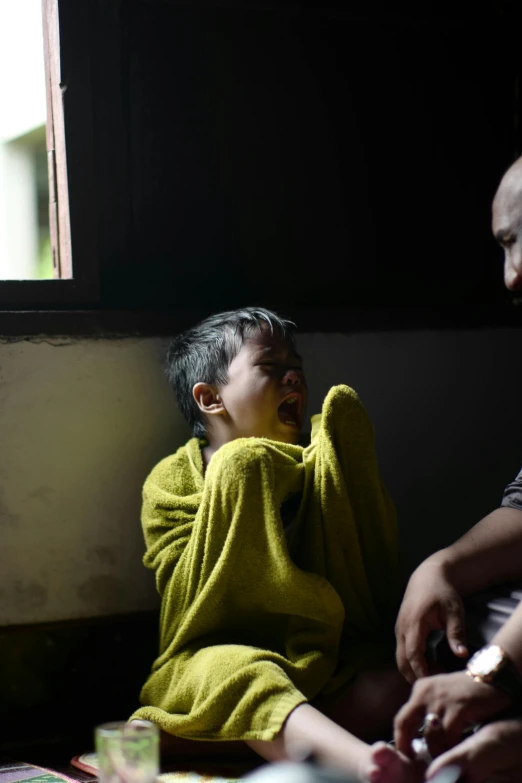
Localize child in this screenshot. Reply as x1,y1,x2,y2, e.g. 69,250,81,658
131,307,414,782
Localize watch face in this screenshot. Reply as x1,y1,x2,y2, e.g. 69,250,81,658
468,645,504,677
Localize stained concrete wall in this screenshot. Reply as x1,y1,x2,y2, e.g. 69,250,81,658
1,329,521,626
0,337,189,625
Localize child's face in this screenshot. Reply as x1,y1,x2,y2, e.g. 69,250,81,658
217,327,307,445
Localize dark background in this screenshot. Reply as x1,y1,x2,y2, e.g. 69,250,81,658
58,0,522,323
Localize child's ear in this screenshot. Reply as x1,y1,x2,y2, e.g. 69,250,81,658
192,383,225,417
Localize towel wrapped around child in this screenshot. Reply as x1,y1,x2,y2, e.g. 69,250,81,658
130,385,399,742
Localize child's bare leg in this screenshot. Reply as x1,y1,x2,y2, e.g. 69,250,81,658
247,703,418,783
314,662,411,742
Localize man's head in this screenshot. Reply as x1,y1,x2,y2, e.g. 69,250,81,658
492,155,522,291
166,307,307,446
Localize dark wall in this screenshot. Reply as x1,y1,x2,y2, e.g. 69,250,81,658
0,612,159,758
60,0,522,323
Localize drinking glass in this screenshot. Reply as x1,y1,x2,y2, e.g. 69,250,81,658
95,720,159,783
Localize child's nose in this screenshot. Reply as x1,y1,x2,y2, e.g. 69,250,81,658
282,369,301,386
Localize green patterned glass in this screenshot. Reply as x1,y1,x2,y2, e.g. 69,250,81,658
95,720,159,783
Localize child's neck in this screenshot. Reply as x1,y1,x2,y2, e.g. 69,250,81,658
201,429,232,469
201,442,216,469
202,415,247,467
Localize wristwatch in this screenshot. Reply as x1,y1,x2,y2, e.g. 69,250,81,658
466,644,522,700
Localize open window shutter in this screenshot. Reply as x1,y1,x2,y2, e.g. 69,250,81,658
42,0,71,279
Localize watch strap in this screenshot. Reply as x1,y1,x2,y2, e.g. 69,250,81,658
467,645,522,701
491,659,522,700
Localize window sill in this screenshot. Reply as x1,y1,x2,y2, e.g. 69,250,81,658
0,278,100,308
0,303,521,338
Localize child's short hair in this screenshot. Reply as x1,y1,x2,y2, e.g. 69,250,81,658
166,307,296,438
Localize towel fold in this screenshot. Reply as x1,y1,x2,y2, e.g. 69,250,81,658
130,385,399,741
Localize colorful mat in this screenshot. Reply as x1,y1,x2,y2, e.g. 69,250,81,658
0,762,87,783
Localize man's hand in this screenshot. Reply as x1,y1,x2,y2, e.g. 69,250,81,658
394,670,512,759
425,718,522,782
395,557,468,683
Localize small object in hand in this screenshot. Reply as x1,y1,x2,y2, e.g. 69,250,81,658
422,712,442,733
411,736,432,765
428,765,462,783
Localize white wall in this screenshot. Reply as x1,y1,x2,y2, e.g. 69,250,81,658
0,142,39,279
0,0,46,145
1,329,521,626
0,0,47,279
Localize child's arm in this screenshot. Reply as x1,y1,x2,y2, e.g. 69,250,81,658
140,446,203,594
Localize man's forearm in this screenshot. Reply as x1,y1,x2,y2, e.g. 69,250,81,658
493,599,522,673
430,507,522,596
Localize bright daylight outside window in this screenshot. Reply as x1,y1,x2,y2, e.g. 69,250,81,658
0,0,52,280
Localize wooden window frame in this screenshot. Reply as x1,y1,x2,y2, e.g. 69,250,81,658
0,0,99,308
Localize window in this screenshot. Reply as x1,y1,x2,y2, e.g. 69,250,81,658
0,2,50,280
0,0,98,307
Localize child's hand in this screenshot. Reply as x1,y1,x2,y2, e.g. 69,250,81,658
395,557,468,684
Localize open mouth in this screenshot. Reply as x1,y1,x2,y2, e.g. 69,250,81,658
277,393,302,428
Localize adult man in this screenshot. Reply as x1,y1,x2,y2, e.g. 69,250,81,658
493,155,522,293
393,155,522,782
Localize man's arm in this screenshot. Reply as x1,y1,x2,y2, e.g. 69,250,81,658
439,465,522,594
394,598,522,759
396,501,522,683
440,505,522,595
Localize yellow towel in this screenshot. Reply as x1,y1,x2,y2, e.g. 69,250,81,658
130,385,399,741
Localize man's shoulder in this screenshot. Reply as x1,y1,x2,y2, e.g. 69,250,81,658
501,465,522,511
